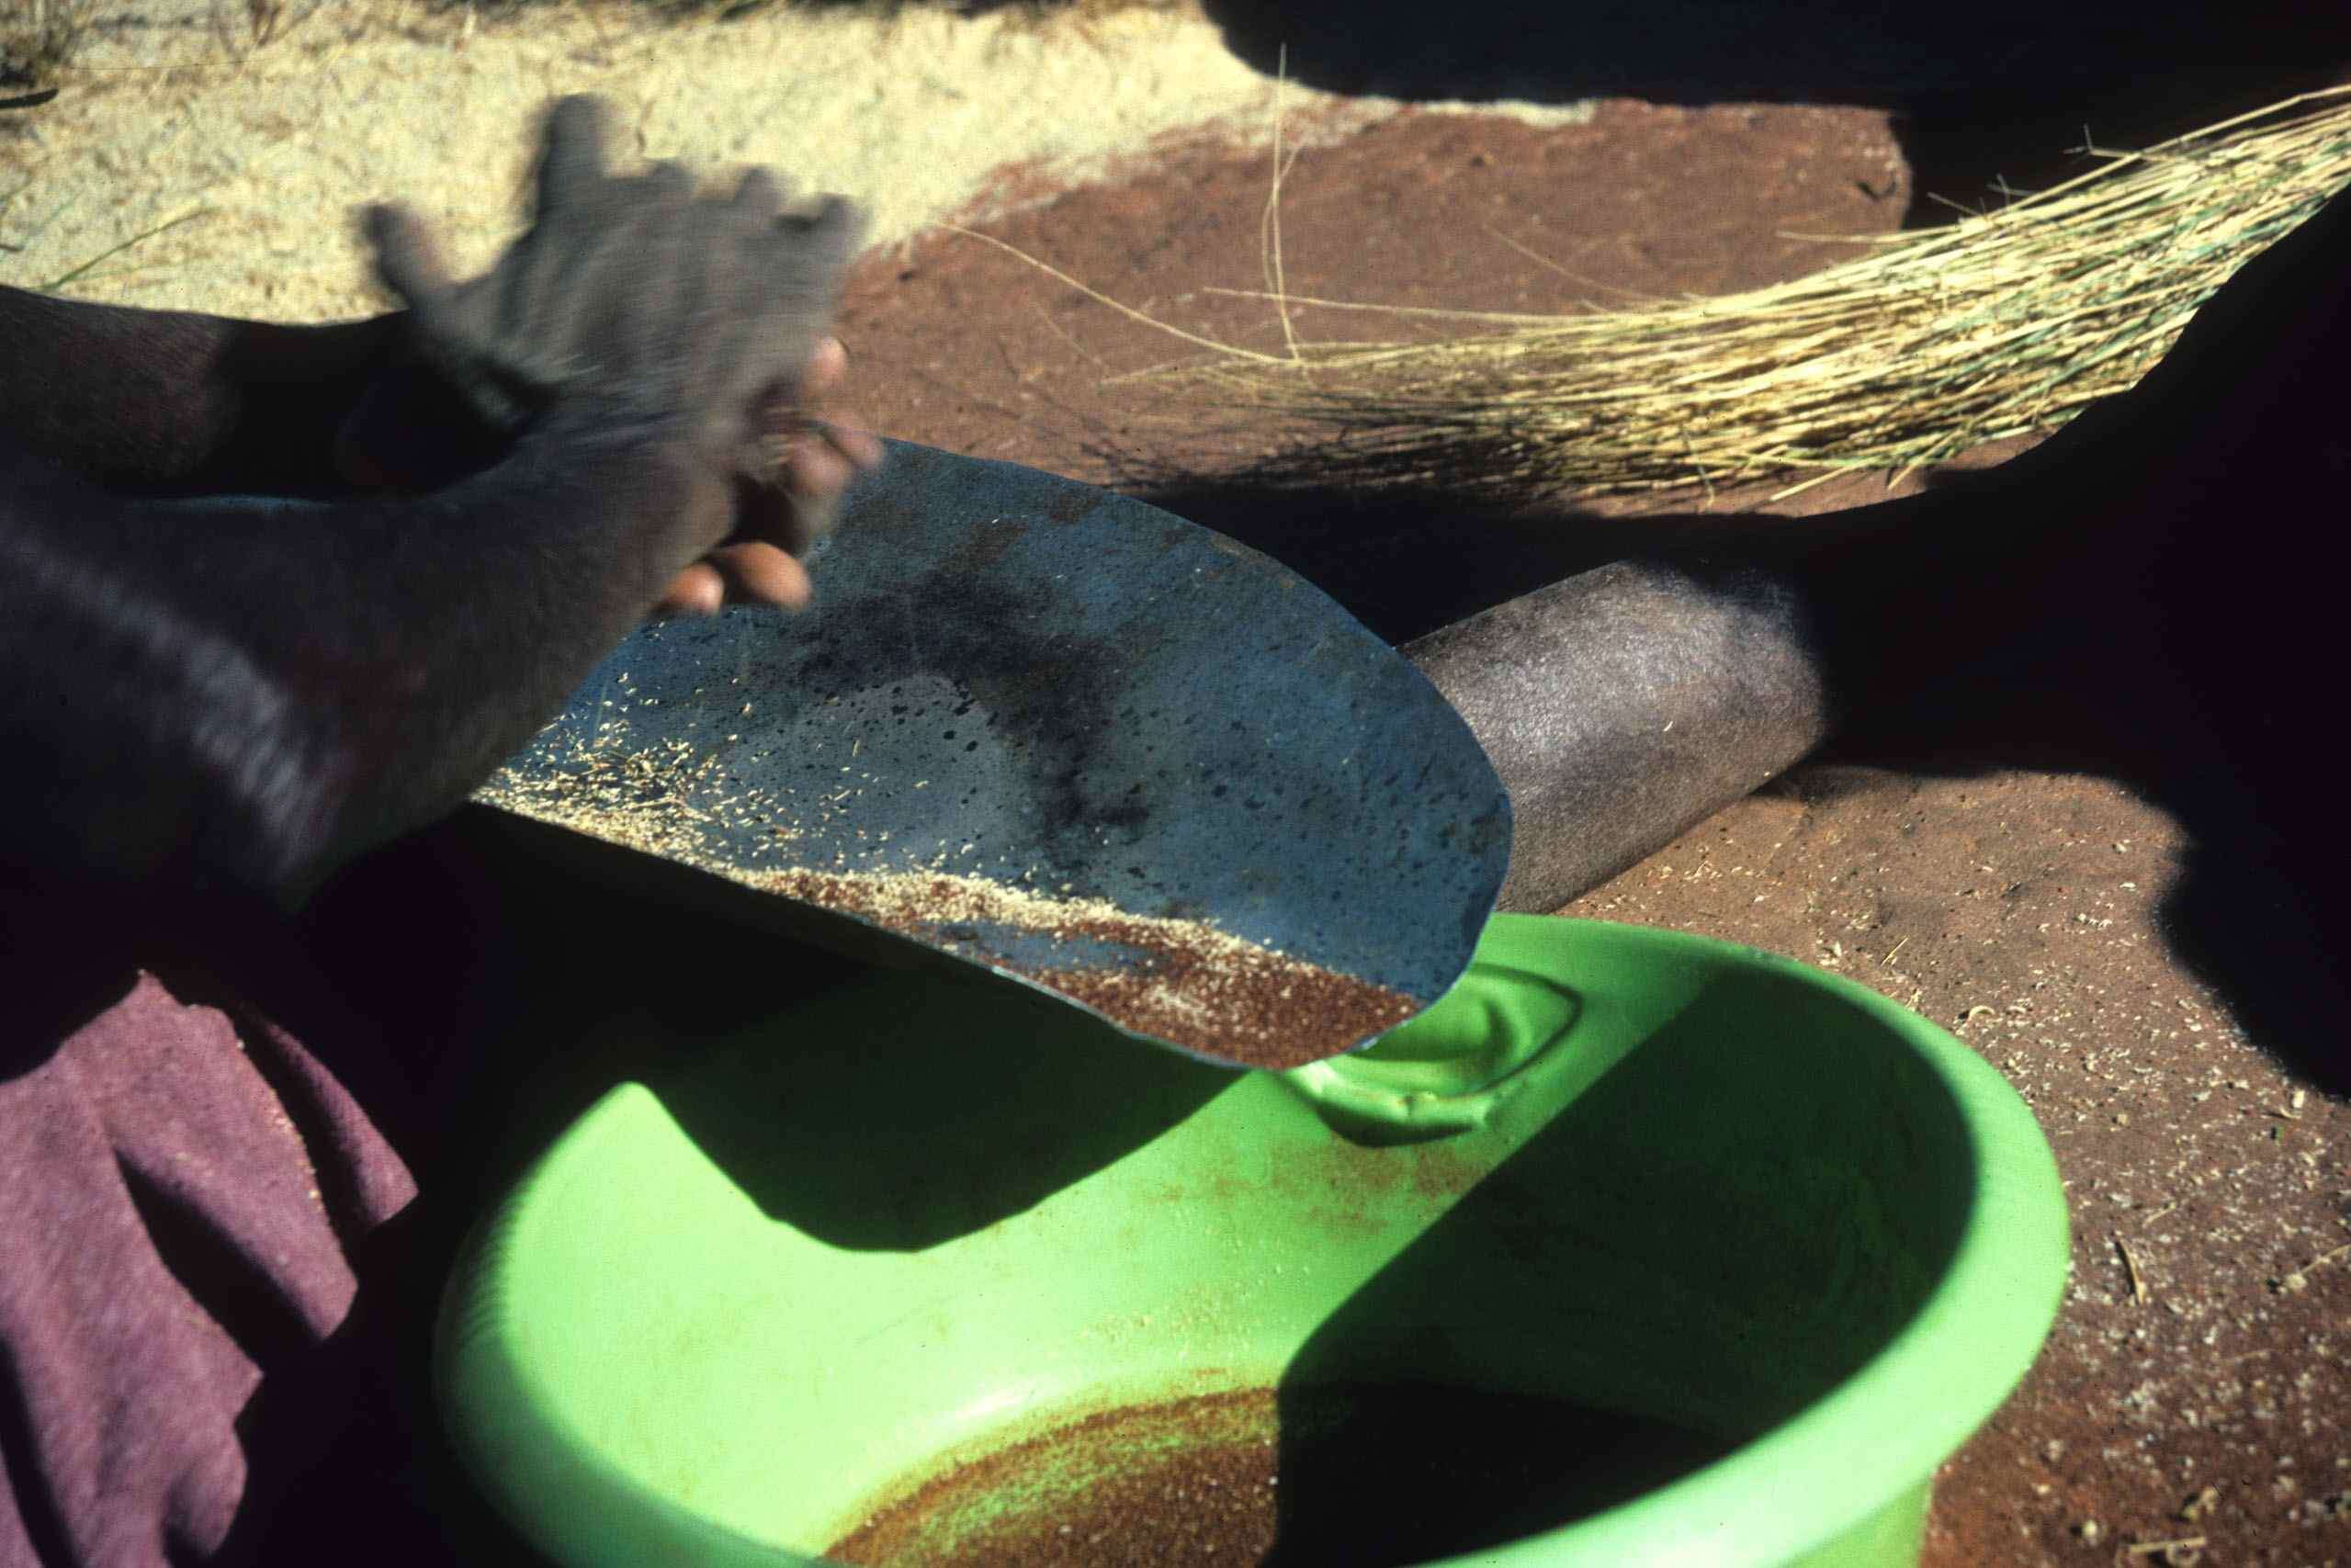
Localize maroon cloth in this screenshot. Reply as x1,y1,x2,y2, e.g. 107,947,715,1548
0,813,831,1567
0,971,415,1568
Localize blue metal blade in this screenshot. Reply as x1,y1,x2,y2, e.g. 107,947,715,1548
478,441,1509,1066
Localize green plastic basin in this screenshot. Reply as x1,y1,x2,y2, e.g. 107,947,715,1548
438,914,2068,1567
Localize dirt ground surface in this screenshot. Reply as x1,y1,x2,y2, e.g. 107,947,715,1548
834,98,2351,1568
11,6,2351,1564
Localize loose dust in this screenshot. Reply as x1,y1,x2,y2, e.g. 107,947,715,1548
3,1,1592,320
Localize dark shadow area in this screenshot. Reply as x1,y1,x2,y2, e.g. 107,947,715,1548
1135,472,1844,648
1257,1387,1730,1563
0,911,141,1079
0,853,569,1559
1266,965,1977,1559
206,807,865,1565
217,1207,561,1568
644,957,1232,1249
1160,476,2351,1097
180,810,862,1564
1807,177,2351,1095
35,808,698,1567
1813,578,2351,1102
1889,70,2351,229
0,1330,76,1568
1192,0,2351,229
1196,0,2341,107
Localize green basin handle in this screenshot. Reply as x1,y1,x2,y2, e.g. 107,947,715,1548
1283,958,1583,1142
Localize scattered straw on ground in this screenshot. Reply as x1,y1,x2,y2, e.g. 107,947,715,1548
0,0,1589,316
1102,86,2351,502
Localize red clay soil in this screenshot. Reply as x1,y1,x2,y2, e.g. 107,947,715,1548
831,98,2350,1567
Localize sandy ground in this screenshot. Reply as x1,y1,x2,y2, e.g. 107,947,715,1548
9,5,2351,1567
0,0,1588,313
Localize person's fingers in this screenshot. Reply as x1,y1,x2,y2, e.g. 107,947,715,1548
805,335,849,395
779,196,865,274
709,541,814,609
785,437,856,504
744,420,878,557
772,341,879,483
820,419,886,472
535,96,616,220
639,160,696,204
731,167,786,222
735,411,877,560
655,562,728,617
362,202,458,310
740,341,875,485
808,328,878,445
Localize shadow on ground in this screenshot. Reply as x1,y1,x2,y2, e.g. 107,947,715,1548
1138,466,2351,1101
1193,0,2351,227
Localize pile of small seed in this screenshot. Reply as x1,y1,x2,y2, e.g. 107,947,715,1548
476,730,1415,1067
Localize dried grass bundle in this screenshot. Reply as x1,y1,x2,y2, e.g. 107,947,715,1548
1141,86,2351,502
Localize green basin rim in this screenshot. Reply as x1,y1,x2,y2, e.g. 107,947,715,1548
1440,919,2070,1566
436,914,2070,1568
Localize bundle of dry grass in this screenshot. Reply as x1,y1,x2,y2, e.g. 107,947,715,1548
1141,86,2351,502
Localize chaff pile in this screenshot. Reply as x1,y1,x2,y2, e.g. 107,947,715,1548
1148,87,2351,502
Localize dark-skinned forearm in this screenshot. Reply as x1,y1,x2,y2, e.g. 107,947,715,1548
0,418,718,902
0,284,399,494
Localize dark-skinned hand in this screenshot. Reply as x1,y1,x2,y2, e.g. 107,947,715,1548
356,95,882,615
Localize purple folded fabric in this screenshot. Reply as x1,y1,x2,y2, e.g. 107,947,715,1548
0,972,415,1568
